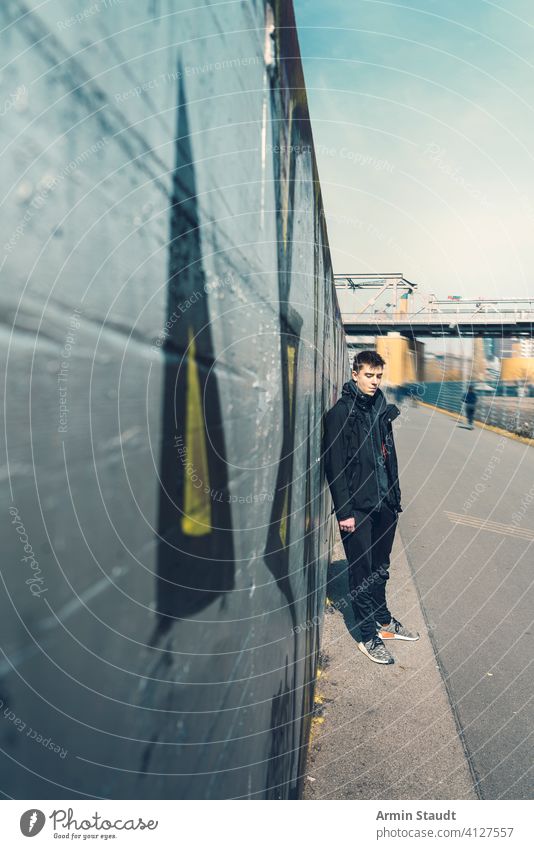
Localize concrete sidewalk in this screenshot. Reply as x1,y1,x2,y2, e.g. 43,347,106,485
303,527,478,800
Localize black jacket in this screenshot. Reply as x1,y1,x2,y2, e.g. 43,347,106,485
323,381,402,520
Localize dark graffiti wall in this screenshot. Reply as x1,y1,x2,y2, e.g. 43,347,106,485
0,0,346,799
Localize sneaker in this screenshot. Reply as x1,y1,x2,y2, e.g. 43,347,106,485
377,616,419,641
357,636,395,665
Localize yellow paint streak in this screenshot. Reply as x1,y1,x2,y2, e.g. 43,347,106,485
309,714,325,744
182,327,211,536
287,342,296,429
279,486,288,546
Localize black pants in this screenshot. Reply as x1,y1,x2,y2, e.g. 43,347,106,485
340,505,397,642
465,404,475,426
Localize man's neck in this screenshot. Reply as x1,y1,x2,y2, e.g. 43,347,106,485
351,380,375,407
353,380,371,396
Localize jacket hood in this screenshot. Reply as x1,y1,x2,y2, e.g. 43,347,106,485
341,380,401,423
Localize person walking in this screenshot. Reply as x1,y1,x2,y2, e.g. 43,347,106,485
323,351,419,665
463,384,477,430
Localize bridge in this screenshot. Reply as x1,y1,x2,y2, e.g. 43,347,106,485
335,274,534,337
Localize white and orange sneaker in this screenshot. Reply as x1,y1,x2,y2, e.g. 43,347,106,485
357,636,395,665
377,616,419,641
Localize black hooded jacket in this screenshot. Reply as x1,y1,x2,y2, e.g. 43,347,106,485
323,380,402,520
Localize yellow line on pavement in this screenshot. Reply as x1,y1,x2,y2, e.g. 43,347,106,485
445,512,534,541
445,511,532,533
448,518,533,541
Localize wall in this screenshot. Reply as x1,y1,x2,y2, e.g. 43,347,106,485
0,0,346,799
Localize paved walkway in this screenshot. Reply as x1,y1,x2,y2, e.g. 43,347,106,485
303,530,478,800
394,403,534,799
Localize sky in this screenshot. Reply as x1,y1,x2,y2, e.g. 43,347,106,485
293,0,534,304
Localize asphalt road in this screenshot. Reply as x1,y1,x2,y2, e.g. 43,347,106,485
396,402,534,800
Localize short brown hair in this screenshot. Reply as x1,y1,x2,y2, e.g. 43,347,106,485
353,350,385,372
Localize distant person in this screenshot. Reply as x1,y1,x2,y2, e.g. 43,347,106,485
323,351,419,666
463,384,477,430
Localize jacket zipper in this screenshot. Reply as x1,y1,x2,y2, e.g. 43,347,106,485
367,408,381,509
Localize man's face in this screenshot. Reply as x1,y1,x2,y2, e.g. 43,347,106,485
353,364,383,395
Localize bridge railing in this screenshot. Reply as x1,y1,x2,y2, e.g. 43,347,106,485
341,311,534,323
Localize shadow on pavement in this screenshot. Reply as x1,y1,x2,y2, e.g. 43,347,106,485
326,556,363,642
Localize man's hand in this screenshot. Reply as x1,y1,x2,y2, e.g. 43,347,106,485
339,517,356,533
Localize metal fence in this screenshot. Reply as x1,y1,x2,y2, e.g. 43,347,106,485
418,382,534,438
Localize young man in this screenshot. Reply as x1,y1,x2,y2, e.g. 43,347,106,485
323,351,419,665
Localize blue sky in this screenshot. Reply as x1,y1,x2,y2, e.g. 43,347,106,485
294,0,534,301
